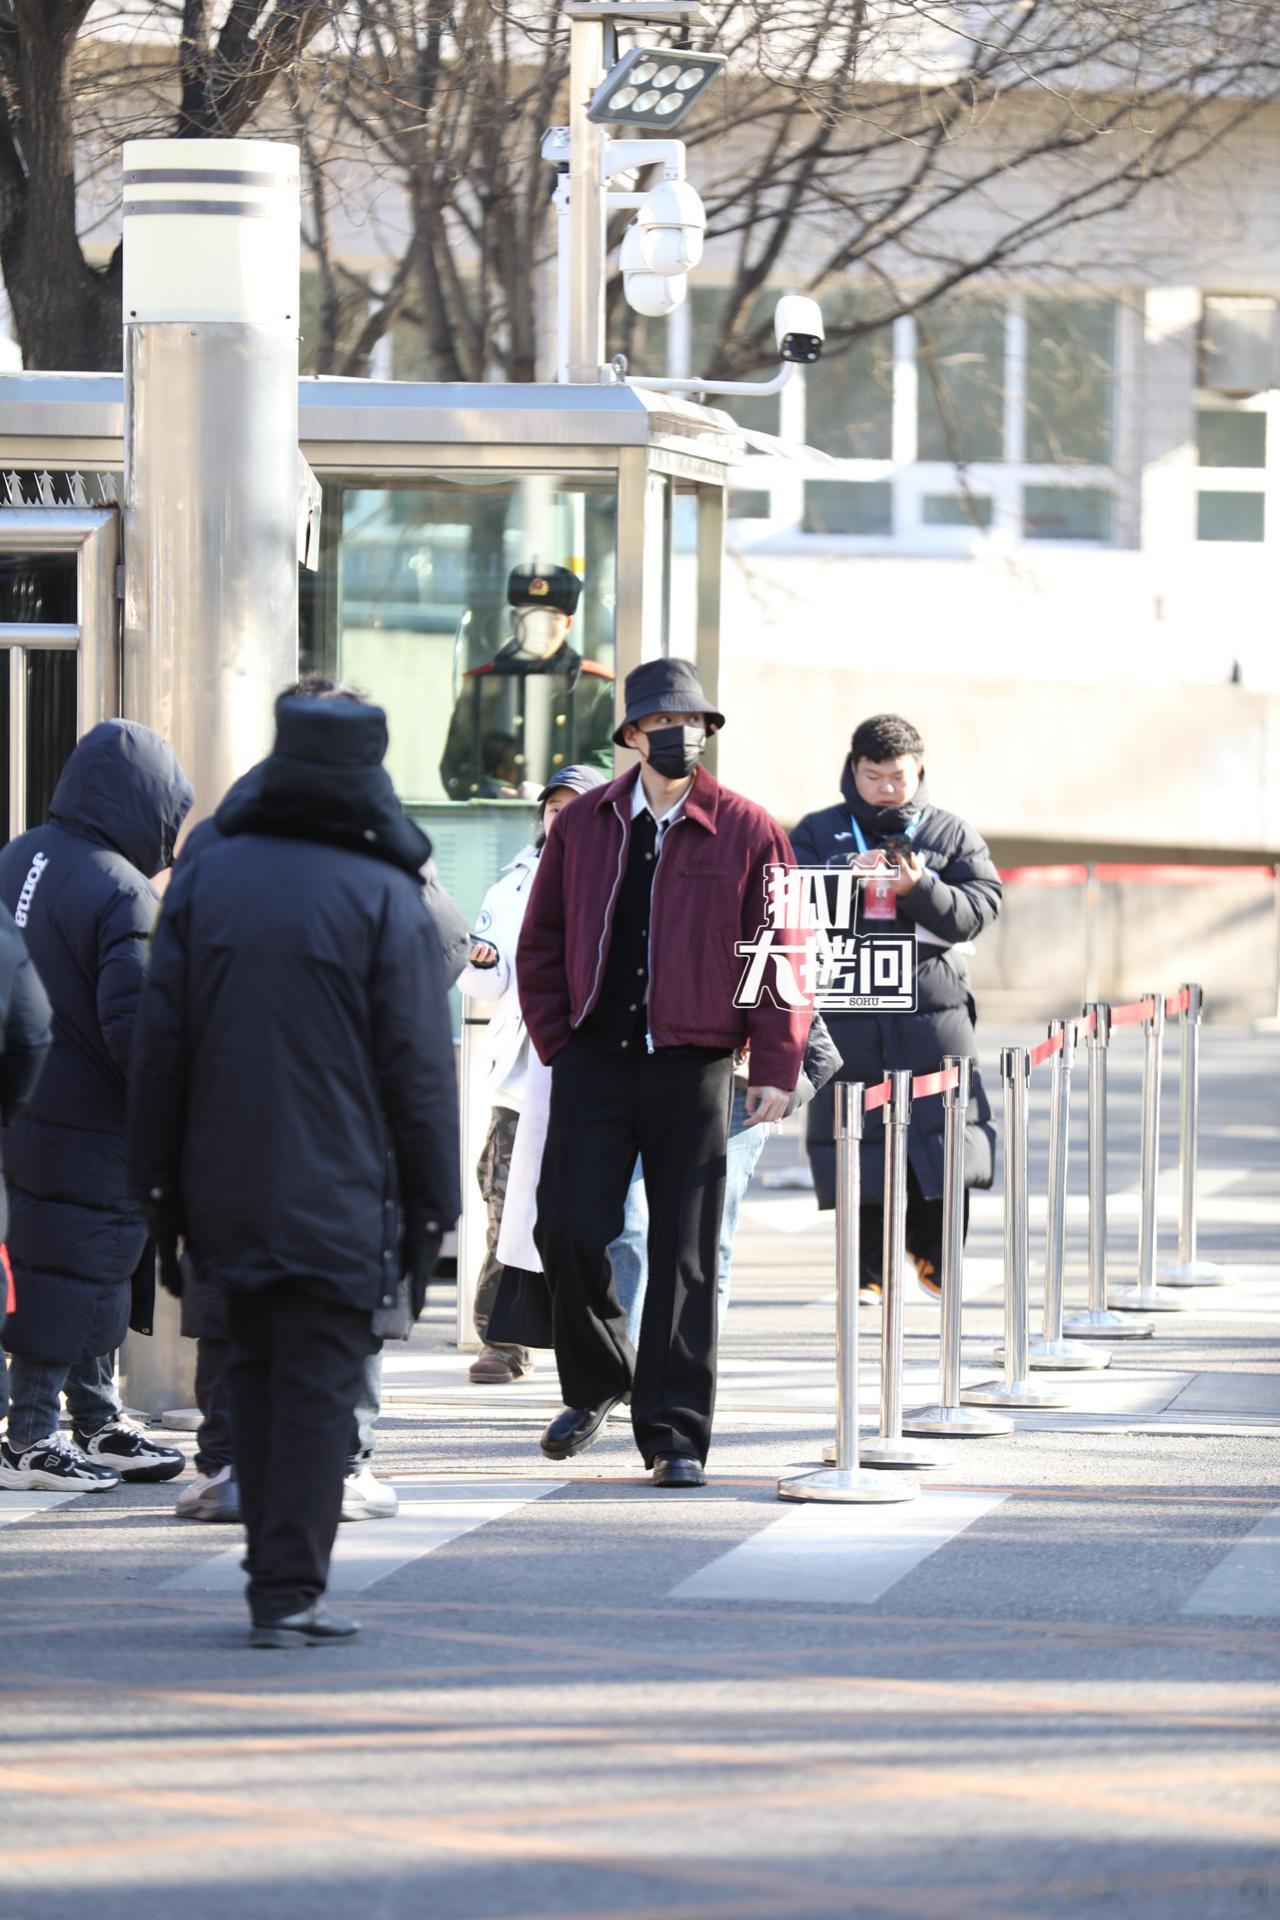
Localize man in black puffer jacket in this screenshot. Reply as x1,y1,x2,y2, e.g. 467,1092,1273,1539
171,674,470,1528
791,713,1000,1297
0,908,53,1427
0,721,193,1492
129,690,460,1648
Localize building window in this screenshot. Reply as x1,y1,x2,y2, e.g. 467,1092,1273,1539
1200,296,1278,395
1196,491,1266,542
729,489,773,520
1022,485,1113,542
922,492,994,529
802,294,894,460
1024,297,1116,465
915,296,1006,463
688,287,780,434
1195,408,1267,469
803,480,893,536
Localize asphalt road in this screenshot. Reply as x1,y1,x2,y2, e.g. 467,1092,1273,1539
2,1022,1277,1920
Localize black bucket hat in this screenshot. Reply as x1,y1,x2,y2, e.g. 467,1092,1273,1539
611,657,725,747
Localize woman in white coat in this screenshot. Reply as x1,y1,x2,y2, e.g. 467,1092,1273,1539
459,764,607,1382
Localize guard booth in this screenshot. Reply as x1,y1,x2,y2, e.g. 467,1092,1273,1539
0,369,742,1356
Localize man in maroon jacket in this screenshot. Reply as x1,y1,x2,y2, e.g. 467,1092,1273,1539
517,658,808,1487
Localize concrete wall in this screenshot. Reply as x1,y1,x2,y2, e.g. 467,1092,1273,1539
715,621,1280,858
970,875,1279,1025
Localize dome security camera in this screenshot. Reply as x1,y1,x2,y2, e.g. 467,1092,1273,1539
621,222,688,319
638,178,707,277
774,294,825,364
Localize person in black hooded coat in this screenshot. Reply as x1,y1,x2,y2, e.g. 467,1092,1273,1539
0,720,193,1489
129,691,460,1645
171,674,470,1526
790,713,1000,1295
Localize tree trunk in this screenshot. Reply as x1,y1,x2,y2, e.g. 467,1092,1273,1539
0,5,123,371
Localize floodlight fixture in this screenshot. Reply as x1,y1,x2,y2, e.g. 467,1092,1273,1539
588,47,726,128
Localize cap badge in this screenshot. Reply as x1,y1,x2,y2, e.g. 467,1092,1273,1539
529,577,549,597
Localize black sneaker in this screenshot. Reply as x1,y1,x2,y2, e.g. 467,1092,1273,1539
73,1418,185,1484
0,1432,120,1491
249,1605,360,1650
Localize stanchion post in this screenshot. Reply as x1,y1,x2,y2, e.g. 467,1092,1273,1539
779,1083,918,1504
1111,992,1187,1313
962,1047,1073,1411
905,1056,1012,1438
1064,1003,1153,1340
862,1072,945,1468
1024,1021,1109,1371
1161,983,1227,1287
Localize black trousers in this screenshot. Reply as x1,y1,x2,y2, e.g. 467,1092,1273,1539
225,1280,375,1624
860,1168,970,1290
535,1038,733,1467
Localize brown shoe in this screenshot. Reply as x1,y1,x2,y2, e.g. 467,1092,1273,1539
911,1255,942,1298
468,1347,533,1384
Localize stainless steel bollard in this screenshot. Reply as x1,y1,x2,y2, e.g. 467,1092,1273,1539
963,1047,1073,1411
1161,984,1227,1287
1064,1004,1153,1340
862,1072,946,1468
779,1083,918,1504
1025,1022,1109,1370
905,1056,1012,1438
1111,992,1187,1313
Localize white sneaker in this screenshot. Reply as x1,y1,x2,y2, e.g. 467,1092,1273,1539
175,1464,241,1522
0,1432,120,1491
341,1465,398,1522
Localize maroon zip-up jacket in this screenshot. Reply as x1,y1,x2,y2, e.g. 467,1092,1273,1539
517,765,809,1091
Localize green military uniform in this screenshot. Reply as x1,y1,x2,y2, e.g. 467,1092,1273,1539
439,644,616,800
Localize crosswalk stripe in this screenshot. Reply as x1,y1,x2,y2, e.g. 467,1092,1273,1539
1180,1508,1280,1618
160,1478,565,1596
0,1490,81,1528
666,1489,1009,1606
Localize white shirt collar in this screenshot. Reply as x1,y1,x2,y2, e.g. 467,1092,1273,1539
630,767,690,835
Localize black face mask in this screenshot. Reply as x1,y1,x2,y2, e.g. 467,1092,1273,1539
644,723,706,779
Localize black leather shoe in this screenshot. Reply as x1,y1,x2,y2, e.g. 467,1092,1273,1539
652,1454,707,1489
249,1605,360,1649
540,1399,622,1461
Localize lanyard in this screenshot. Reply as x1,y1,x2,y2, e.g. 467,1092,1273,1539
848,814,920,856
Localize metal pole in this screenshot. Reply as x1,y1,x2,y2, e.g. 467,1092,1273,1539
1111,992,1187,1313
779,1083,918,1504
1064,1003,1152,1340
963,1047,1073,1411
862,1072,944,1468
1024,1022,1108,1370
567,13,607,383
1161,983,1227,1286
905,1056,1012,1438
118,137,300,1420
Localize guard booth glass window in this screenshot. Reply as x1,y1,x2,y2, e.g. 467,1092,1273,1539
300,474,618,922
0,550,81,842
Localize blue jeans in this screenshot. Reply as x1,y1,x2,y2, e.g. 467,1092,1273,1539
5,1350,122,1452
609,1084,773,1349
195,1339,383,1475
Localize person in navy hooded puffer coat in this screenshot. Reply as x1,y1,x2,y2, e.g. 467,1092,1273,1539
0,720,193,1493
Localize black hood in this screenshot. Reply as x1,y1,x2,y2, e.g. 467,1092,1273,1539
50,719,194,876
839,756,930,843
216,695,431,879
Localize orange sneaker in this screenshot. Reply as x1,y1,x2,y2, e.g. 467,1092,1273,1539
911,1255,942,1298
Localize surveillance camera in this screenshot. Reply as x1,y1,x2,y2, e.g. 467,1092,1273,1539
621,223,688,319
638,179,706,277
774,293,825,364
